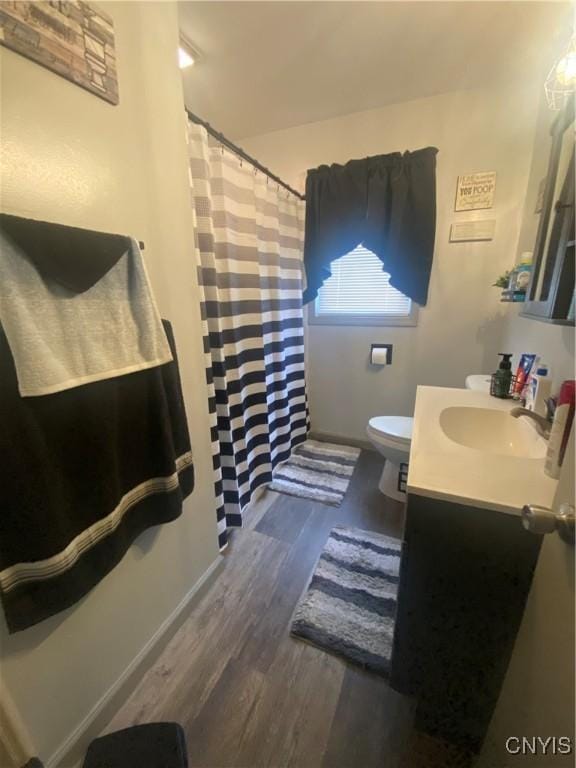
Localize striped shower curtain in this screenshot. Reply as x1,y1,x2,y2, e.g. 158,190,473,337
187,122,309,549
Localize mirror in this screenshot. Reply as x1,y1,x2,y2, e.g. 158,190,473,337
522,96,575,323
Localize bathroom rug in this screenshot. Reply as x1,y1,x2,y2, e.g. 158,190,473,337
291,526,401,676
268,439,360,506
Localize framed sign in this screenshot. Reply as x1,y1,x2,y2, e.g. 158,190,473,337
0,1,118,105
455,171,496,211
450,220,496,242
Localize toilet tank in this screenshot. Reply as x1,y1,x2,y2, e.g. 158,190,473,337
465,374,491,392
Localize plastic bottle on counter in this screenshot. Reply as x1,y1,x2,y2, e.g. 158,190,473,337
545,380,575,479
526,362,552,417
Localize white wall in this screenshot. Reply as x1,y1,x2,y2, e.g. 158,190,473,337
498,318,574,387
242,86,541,440
0,3,219,764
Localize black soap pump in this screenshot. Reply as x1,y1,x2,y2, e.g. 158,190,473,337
493,353,513,398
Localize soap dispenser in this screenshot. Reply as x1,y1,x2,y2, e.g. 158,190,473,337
492,353,513,398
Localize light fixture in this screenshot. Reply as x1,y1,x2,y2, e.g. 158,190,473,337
178,36,199,70
545,36,576,110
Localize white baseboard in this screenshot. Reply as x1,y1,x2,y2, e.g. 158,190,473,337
48,555,223,768
0,687,36,767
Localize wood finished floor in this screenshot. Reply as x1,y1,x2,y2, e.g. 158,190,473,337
103,450,472,768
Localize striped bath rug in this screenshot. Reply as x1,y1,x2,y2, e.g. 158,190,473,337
291,526,402,676
268,439,360,506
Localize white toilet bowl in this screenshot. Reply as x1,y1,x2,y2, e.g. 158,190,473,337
366,416,413,502
366,374,490,502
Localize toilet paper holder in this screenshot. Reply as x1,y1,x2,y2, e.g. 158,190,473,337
370,344,393,366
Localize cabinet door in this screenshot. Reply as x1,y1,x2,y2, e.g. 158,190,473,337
390,495,542,752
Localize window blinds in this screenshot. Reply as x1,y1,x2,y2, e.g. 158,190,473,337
315,245,412,316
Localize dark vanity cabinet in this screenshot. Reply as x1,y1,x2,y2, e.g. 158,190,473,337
522,97,575,324
390,494,543,753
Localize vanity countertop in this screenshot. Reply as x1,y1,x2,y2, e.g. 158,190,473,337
407,385,558,515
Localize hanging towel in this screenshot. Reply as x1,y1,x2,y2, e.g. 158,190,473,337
0,214,172,397
0,320,194,633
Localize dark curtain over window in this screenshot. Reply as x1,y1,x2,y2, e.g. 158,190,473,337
303,147,438,306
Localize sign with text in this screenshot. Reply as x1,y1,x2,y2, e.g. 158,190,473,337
455,172,496,211
449,220,495,242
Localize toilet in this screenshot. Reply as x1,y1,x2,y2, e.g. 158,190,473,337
366,416,412,501
367,373,491,501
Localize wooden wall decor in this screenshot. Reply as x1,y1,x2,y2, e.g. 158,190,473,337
0,1,119,105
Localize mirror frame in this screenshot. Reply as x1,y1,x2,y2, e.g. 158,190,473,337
522,95,575,324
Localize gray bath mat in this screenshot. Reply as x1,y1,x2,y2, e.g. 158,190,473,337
268,440,360,506
291,526,402,676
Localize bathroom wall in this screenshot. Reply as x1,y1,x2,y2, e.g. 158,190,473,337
241,85,541,440
0,3,219,764
499,317,574,387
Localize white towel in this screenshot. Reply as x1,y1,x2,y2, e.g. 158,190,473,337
0,234,172,397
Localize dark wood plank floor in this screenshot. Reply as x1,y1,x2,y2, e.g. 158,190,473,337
103,450,471,767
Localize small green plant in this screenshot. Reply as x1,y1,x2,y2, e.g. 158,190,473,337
493,270,512,288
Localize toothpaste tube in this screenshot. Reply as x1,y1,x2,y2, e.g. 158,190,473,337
513,353,537,398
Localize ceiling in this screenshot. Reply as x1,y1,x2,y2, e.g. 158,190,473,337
179,1,571,140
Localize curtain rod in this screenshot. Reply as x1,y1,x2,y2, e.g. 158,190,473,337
186,108,306,201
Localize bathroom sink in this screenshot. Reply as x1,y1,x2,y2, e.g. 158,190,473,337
439,406,547,459
409,387,558,515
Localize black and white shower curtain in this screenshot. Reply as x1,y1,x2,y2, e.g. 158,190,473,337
187,122,309,549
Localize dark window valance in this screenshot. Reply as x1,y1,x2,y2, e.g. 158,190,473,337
303,147,438,306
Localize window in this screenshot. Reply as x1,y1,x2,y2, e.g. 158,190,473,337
309,245,418,326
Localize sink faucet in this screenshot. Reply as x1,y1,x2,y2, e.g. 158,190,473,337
510,407,551,439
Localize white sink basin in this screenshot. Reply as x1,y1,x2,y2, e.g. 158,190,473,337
409,387,558,515
439,406,547,459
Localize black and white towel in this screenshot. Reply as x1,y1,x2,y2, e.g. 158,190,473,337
0,214,172,397
0,319,193,633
